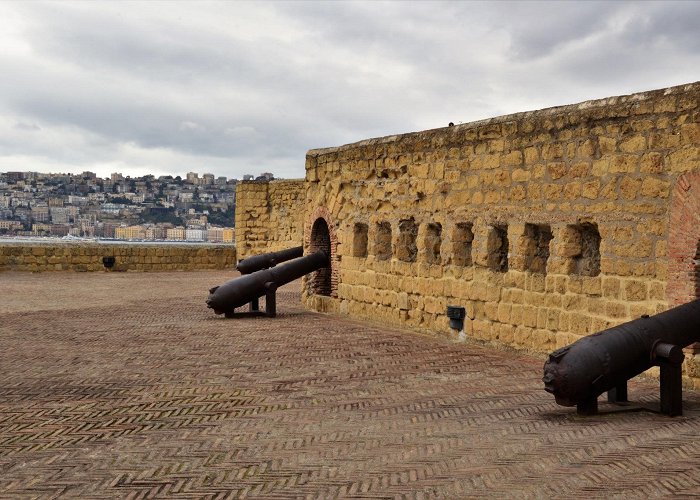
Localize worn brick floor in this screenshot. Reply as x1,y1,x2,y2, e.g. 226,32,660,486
0,270,699,499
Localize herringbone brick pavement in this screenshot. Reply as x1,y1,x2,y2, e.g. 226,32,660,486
0,270,698,499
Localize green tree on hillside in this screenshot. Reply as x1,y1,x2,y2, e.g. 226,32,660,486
207,206,235,227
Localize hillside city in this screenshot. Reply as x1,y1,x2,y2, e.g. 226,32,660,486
0,170,274,243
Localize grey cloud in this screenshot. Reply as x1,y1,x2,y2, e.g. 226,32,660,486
511,1,700,60
14,122,41,131
19,4,290,88
539,3,700,91
8,3,409,152
13,3,487,134
1,1,698,180
493,1,621,60
616,2,700,51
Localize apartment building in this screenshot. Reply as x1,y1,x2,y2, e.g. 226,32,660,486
186,228,205,241
115,225,146,240
166,227,186,241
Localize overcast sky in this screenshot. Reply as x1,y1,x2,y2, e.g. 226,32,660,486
1,1,698,180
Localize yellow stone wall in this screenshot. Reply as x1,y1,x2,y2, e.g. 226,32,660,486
302,82,700,388
0,242,236,272
235,179,305,261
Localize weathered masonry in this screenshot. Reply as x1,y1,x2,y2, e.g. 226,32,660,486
238,82,700,388
235,179,305,261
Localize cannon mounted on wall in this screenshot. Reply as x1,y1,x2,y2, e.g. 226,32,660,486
207,248,327,318
236,246,303,275
543,299,700,416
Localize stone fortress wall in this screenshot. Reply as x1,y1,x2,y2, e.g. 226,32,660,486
234,179,305,261
0,242,236,272
293,82,700,388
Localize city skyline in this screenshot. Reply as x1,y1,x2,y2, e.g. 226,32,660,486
0,168,275,182
0,168,238,241
1,1,698,180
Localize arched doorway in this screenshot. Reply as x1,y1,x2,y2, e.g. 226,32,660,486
309,217,332,296
668,171,700,354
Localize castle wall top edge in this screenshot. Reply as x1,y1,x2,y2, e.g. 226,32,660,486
306,81,700,157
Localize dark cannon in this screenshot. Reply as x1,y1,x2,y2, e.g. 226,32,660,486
543,299,700,416
236,246,303,275
207,250,328,318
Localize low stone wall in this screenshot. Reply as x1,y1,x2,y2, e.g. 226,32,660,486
0,241,236,272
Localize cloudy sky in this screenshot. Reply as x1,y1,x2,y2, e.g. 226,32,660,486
1,1,698,180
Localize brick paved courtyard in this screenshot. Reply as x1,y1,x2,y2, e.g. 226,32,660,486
1,270,699,498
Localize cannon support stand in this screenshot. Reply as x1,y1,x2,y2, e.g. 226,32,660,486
223,282,279,318
575,341,686,417
654,342,685,416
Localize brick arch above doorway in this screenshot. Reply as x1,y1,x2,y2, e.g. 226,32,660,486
668,171,700,305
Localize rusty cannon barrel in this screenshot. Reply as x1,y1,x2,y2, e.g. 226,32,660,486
207,250,328,317
543,298,700,416
236,246,303,274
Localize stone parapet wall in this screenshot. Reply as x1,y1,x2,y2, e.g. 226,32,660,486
0,242,236,272
302,82,700,388
234,179,305,261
